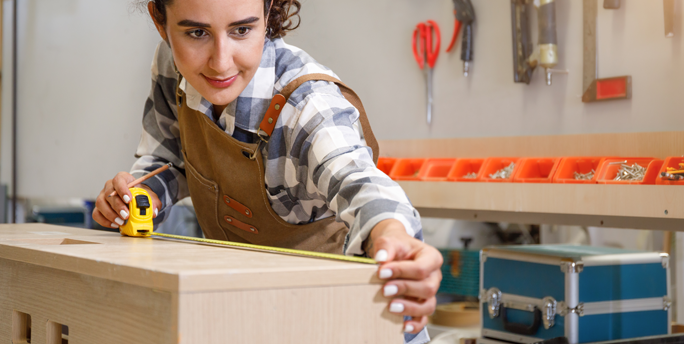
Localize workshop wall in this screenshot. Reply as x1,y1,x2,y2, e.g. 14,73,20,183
0,0,160,199
285,0,684,141
1,0,683,199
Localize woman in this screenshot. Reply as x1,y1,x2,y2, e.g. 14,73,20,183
93,0,441,341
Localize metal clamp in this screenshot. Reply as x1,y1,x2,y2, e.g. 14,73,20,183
661,253,670,269
560,261,584,273
541,297,557,329
664,296,673,311
485,288,502,319
558,301,584,317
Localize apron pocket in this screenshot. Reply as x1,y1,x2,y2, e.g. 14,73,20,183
181,150,225,240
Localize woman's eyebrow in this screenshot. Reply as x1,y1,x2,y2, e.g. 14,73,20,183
177,20,211,28
176,17,260,29
229,16,260,26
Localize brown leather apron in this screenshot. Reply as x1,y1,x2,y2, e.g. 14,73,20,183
175,73,379,254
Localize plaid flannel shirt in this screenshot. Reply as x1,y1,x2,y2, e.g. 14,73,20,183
131,38,428,344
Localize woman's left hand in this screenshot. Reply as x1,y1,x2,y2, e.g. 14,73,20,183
365,219,443,335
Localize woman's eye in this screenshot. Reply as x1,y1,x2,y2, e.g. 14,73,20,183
188,29,206,39
234,27,251,37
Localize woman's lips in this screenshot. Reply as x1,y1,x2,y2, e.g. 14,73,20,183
203,74,238,89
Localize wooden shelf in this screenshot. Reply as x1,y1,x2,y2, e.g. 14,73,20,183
398,181,684,231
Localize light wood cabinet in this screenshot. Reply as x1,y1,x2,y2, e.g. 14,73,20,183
0,224,402,344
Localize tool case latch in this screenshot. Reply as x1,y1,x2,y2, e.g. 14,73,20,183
484,288,502,319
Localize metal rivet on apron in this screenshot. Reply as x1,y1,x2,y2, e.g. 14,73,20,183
250,227,256,232
226,218,232,223
245,210,250,216
274,104,280,110
225,198,230,203
268,118,273,124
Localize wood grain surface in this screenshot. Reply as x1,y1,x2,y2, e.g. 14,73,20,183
0,224,380,292
398,182,684,220
0,259,178,344
179,285,403,344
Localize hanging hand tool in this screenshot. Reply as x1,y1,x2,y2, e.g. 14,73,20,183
582,0,632,102
664,0,675,37
446,0,475,77
603,0,621,9
511,0,563,86
413,20,441,125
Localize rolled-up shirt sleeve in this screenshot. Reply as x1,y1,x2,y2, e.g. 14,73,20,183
287,80,423,257
131,42,189,224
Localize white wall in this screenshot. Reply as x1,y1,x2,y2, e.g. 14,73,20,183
1,0,683,199
1,0,160,199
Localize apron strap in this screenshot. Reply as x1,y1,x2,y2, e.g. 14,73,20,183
259,73,380,165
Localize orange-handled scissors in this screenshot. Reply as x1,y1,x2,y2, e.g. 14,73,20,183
412,20,441,125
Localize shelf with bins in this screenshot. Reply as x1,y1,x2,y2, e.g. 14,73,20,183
378,131,684,231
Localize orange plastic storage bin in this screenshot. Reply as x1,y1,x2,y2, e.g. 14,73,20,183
389,158,426,181
479,157,520,183
447,158,485,182
595,158,664,185
656,157,684,185
553,157,606,184
417,159,457,181
513,158,561,183
377,157,398,176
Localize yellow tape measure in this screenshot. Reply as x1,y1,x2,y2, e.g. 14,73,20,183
150,232,378,265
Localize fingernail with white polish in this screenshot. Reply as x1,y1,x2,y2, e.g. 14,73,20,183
111,223,119,229
120,210,129,219
375,249,388,262
115,218,124,226
123,195,131,203
404,324,414,333
389,303,404,313
379,269,393,279
154,208,159,217
384,285,398,297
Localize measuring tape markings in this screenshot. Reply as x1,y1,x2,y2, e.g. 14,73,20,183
150,232,377,265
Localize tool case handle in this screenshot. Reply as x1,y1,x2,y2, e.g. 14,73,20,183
501,306,542,336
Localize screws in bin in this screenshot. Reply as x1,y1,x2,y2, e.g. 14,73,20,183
614,163,646,181
574,169,595,180
463,172,478,179
489,163,515,179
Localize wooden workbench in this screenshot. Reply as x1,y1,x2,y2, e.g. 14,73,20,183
0,224,402,344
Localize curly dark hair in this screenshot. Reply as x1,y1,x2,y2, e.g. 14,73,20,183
144,0,301,38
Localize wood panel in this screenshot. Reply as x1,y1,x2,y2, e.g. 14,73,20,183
399,182,684,230
179,285,403,344
0,259,178,344
379,131,684,158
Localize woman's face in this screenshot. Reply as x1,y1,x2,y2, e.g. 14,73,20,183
150,0,266,109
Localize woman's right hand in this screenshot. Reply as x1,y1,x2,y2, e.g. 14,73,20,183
93,172,161,229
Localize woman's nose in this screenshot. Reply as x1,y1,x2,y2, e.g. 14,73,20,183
207,36,233,74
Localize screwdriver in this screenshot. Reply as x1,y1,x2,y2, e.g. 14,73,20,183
446,0,475,77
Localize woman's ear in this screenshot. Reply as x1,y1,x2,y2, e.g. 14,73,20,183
148,2,169,41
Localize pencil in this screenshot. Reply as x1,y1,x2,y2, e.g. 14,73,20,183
108,163,173,198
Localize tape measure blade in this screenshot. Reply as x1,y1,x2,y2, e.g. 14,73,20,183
150,233,376,265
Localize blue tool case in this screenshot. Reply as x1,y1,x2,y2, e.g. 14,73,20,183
480,245,671,344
